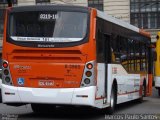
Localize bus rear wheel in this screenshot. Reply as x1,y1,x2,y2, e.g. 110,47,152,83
31,104,56,114
137,83,146,103
108,85,117,114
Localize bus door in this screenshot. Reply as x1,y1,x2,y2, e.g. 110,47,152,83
104,34,111,98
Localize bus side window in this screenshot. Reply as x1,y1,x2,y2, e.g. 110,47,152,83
119,37,128,71
111,34,120,63
111,49,116,62
135,41,140,71
104,34,111,63
96,29,105,63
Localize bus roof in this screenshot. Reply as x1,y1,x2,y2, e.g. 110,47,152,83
97,10,151,38
8,4,90,13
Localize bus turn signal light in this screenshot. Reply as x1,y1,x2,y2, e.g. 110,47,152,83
85,71,92,77
4,69,9,75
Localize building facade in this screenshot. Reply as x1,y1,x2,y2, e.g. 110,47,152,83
0,0,18,47
130,0,160,42
104,0,130,23
0,0,159,42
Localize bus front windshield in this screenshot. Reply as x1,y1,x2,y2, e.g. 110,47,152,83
9,11,88,43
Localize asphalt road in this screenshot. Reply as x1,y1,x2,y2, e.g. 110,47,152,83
0,88,159,120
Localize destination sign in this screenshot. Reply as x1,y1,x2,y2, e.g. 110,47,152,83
39,13,59,21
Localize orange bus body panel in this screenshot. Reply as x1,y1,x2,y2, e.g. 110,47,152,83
2,8,97,88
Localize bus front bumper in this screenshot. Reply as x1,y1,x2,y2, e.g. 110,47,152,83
2,84,96,107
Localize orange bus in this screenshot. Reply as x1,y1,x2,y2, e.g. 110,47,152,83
2,5,153,114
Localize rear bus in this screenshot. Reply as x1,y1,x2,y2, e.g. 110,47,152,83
2,5,153,114
2,5,98,109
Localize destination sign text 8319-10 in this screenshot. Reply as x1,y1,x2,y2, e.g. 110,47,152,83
39,14,58,21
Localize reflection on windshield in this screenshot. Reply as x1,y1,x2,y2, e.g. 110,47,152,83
10,11,88,42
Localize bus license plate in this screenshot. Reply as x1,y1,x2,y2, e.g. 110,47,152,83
39,80,54,86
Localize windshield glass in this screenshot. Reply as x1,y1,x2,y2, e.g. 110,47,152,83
9,11,88,42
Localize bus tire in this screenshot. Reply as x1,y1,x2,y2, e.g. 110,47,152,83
137,95,143,103
137,82,146,103
31,104,56,114
108,84,117,114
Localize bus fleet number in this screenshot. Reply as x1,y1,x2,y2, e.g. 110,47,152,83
39,14,58,20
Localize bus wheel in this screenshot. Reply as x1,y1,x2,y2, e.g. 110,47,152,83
31,104,56,114
137,95,143,103
137,83,146,103
108,85,117,114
